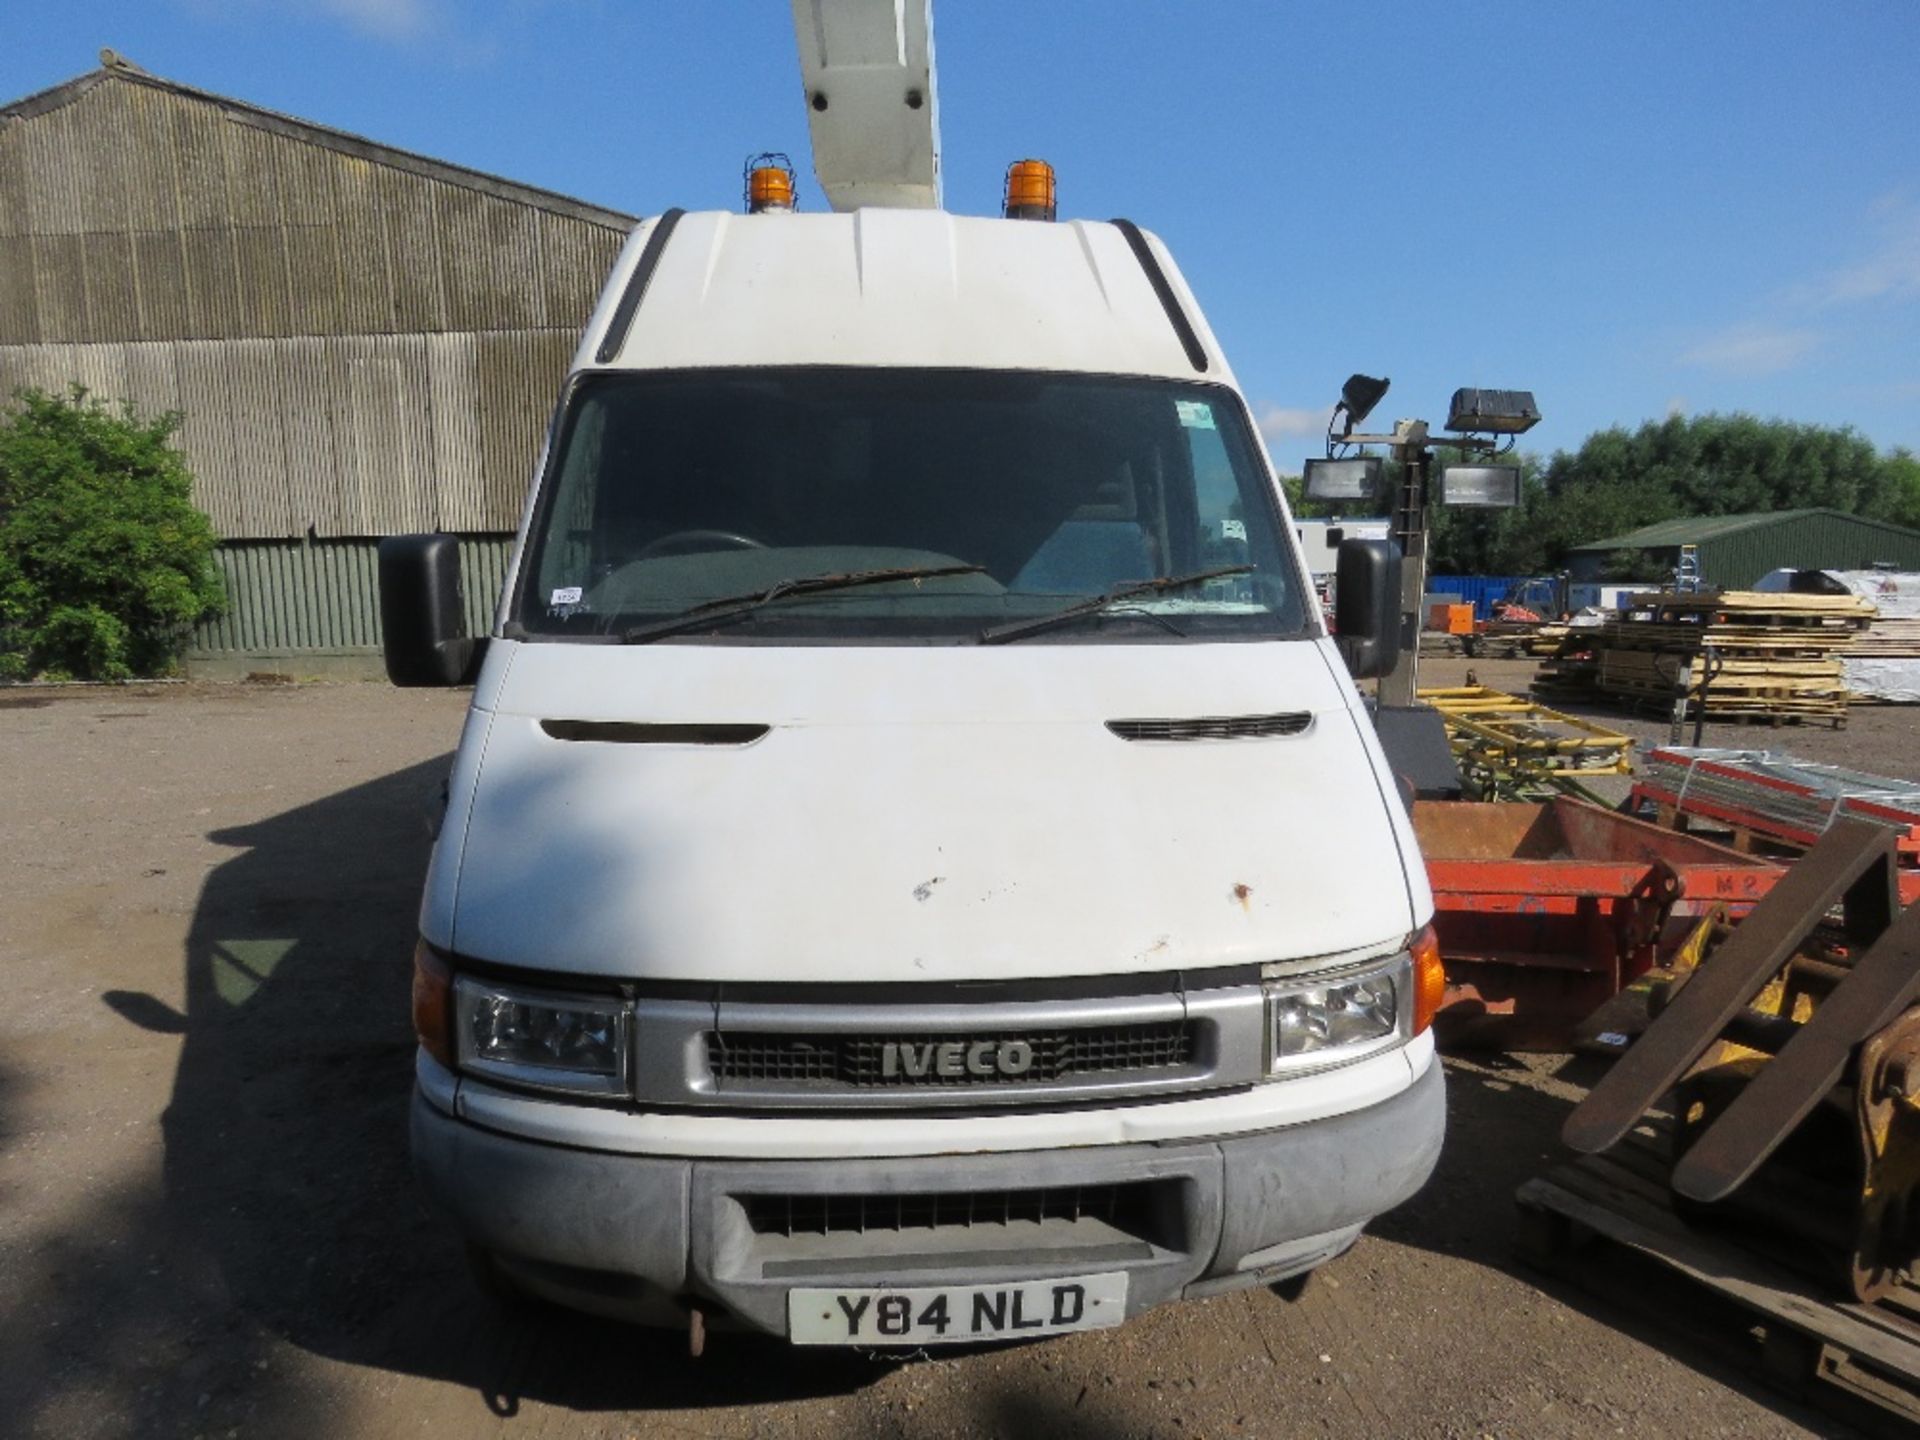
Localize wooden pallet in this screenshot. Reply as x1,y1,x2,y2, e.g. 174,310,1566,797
1516,1129,1920,1437
1851,614,1920,659
1579,590,1870,726
1523,623,1571,656
1623,590,1877,633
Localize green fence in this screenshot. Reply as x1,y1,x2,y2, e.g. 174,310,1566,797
188,535,514,677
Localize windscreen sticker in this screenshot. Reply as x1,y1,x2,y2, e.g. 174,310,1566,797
547,584,589,620
1175,400,1216,430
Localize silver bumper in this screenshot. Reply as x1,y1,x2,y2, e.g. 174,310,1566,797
412,1061,1444,1337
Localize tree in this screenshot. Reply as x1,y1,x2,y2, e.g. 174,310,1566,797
1596,548,1669,583
1885,448,1920,530
1517,413,1907,565
1424,448,1546,575
0,386,225,680
1287,412,1916,579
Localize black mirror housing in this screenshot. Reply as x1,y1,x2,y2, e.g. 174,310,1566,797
1333,536,1401,679
378,534,485,687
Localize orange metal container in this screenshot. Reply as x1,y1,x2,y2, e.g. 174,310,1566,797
1414,797,1781,1049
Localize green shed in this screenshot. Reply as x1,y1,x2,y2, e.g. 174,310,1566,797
1566,509,1920,590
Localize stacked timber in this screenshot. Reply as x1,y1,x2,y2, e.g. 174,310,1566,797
1850,613,1920,657
1847,607,1920,703
1592,590,1873,726
1528,623,1601,702
1523,623,1570,656
1761,570,1920,703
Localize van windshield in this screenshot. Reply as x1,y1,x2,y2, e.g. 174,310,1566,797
514,368,1310,643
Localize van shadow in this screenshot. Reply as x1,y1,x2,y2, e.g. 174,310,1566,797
102,754,1864,1436
146,755,877,1426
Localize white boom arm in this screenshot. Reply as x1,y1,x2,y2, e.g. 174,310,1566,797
789,0,941,211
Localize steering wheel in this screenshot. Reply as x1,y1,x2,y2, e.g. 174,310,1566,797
635,529,770,559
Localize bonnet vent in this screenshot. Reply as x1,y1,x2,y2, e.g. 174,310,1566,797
541,720,769,745
1106,713,1313,742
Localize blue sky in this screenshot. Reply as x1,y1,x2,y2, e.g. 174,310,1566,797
6,1,1917,463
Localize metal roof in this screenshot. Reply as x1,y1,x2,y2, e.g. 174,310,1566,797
1570,508,1920,552
0,59,636,229
0,58,633,538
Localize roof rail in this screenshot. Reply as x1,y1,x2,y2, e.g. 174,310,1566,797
1110,219,1209,374
594,209,686,365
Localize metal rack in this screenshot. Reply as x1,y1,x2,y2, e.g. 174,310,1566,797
1418,685,1633,799
1635,746,1920,861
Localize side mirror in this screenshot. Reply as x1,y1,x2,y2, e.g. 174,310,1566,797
378,534,486,687
1333,536,1402,679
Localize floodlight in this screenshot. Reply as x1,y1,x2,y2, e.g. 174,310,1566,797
1437,464,1521,507
1303,456,1383,503
1445,388,1539,435
1341,374,1391,427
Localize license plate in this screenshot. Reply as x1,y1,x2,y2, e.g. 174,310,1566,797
788,1271,1128,1345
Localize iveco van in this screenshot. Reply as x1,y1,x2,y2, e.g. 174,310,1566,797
382,202,1444,1346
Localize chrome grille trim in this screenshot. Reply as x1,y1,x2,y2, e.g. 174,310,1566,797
630,986,1266,1111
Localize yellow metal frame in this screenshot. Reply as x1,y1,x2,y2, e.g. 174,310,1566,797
1417,685,1634,795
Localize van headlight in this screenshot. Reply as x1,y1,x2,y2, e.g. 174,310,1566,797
453,976,631,1097
1262,955,1410,1075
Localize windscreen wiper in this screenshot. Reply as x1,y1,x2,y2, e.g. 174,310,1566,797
620,564,986,644
977,565,1253,645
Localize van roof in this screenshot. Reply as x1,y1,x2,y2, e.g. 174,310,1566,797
580,209,1234,384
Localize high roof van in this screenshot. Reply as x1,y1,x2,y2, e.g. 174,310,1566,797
383,203,1443,1347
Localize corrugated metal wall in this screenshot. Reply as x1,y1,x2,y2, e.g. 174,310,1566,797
0,76,625,348
0,331,570,535
0,70,629,540
191,535,514,662
1569,517,1920,589
1697,514,1920,588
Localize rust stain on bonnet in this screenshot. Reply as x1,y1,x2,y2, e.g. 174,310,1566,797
1134,935,1172,964
1232,883,1253,911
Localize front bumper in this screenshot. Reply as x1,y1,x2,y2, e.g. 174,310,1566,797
413,1057,1444,1337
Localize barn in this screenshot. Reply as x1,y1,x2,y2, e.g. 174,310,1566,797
1566,509,1920,591
0,55,633,675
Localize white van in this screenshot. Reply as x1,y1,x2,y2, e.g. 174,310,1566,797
382,203,1444,1347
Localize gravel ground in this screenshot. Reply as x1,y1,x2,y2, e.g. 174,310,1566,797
1,675,1899,1439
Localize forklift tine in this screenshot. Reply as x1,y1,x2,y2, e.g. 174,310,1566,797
1562,818,1896,1156
1672,896,1920,1202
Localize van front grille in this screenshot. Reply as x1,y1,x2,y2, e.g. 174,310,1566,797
706,1022,1194,1088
